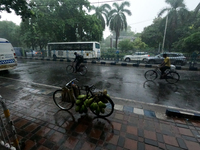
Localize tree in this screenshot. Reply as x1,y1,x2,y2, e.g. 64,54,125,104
0,0,34,20
132,37,148,50
107,1,132,49
111,25,135,37
118,39,133,53
158,0,189,50
90,4,111,30
141,18,163,49
0,21,21,46
172,3,200,52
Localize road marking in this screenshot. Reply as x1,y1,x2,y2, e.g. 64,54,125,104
134,108,144,115
1,76,200,114
0,76,60,89
111,96,200,114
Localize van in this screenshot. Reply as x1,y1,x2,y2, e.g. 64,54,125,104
0,38,17,71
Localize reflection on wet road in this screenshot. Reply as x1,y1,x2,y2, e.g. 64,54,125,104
0,59,200,111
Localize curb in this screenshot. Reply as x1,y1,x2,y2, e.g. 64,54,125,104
166,109,200,120
17,57,199,71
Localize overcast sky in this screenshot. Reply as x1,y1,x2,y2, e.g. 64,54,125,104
0,0,199,38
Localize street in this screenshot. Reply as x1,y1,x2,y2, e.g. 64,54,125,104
0,59,199,111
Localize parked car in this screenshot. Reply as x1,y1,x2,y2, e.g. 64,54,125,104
144,52,187,66
26,51,42,57
123,52,150,62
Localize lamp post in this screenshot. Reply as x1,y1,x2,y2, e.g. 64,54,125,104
162,15,168,53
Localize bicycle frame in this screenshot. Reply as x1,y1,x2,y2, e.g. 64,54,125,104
53,78,115,117
72,62,85,72
154,66,173,78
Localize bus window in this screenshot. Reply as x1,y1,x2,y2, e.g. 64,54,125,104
81,43,92,50
74,44,80,50
95,43,100,49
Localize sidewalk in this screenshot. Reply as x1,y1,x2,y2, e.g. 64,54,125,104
0,78,200,150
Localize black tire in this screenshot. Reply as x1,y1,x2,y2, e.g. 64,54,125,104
125,58,130,62
165,72,180,84
144,70,157,80
53,89,74,110
79,66,87,76
149,60,155,64
66,65,74,73
90,95,114,117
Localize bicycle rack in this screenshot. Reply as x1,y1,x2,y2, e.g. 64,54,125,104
0,95,21,150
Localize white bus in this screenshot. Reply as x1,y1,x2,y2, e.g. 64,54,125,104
0,38,17,71
47,41,100,59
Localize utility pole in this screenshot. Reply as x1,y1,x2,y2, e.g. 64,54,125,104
162,15,168,53
158,43,161,53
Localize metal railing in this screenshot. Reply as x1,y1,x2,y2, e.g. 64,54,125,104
0,95,20,150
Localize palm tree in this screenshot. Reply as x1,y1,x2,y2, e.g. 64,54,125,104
158,0,189,50
107,1,132,49
90,4,111,30
158,0,188,29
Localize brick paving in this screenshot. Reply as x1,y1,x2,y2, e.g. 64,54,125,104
0,78,200,150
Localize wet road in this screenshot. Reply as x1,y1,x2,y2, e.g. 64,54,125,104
0,59,200,111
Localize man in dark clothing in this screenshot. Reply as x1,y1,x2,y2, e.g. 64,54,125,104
74,52,84,73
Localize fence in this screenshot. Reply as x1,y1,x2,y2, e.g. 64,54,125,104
0,95,21,150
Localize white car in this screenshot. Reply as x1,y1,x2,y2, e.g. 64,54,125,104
124,52,150,62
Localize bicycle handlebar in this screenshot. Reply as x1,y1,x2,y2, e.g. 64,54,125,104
65,78,79,87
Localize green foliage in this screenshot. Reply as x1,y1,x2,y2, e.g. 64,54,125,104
18,0,103,50
132,38,148,49
175,32,200,53
118,39,133,52
0,0,34,20
141,18,163,48
118,38,148,53
90,4,111,30
107,1,132,49
0,21,21,46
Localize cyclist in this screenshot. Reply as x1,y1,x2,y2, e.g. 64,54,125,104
159,53,171,79
74,52,84,73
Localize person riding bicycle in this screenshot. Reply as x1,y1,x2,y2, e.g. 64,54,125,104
160,53,171,79
74,52,84,73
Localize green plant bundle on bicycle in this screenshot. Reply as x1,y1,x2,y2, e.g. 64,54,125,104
53,78,114,117
75,90,110,115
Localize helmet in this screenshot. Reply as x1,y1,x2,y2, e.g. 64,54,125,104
74,52,77,55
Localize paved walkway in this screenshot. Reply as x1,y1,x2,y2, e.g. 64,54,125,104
0,78,200,150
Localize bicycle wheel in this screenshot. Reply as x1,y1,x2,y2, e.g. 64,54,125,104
79,66,87,76
144,70,157,80
66,65,74,73
165,72,180,84
53,89,74,110
90,95,114,117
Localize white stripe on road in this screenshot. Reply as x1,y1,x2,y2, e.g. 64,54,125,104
0,76,60,89
1,76,200,114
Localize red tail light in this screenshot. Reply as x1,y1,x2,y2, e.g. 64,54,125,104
14,53,17,59
148,55,150,57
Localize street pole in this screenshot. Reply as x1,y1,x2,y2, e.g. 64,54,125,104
162,15,168,53
158,43,161,53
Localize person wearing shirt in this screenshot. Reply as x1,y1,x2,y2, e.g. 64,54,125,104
160,53,171,79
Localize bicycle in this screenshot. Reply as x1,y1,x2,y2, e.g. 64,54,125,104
144,65,180,84
66,62,87,76
53,78,115,117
